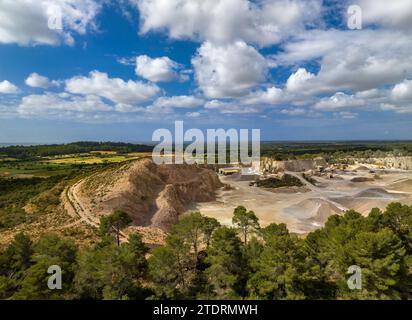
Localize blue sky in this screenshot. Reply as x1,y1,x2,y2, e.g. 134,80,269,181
1,0,412,143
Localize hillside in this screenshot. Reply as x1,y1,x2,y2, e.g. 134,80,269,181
69,158,223,231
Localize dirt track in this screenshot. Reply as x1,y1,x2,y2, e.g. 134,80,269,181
63,178,129,242
66,179,100,228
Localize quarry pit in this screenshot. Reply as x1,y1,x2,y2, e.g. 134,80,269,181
65,156,412,239
189,158,412,234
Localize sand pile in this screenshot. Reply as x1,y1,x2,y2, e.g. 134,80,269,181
388,179,412,192
355,188,400,199
78,159,223,230
331,187,403,214
283,198,343,224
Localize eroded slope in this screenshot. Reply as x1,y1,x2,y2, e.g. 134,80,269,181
75,159,223,230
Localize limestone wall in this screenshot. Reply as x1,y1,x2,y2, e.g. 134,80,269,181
261,157,327,173
365,156,412,170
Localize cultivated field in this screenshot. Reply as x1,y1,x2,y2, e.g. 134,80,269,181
0,152,152,178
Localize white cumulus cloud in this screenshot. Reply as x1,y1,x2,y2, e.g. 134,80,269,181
241,87,284,105
357,0,412,29
286,68,315,93
192,41,268,99
134,0,321,47
314,92,366,111
135,55,185,82
276,30,412,94
0,0,102,46
25,73,56,88
17,92,112,117
65,71,160,105
153,95,204,109
0,80,19,94
392,79,412,102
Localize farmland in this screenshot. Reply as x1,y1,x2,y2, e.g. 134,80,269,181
0,155,147,178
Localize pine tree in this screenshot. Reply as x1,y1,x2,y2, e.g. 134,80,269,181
205,227,248,299
100,209,133,246
232,206,260,245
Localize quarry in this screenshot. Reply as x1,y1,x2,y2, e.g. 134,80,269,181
61,155,412,240
190,156,412,234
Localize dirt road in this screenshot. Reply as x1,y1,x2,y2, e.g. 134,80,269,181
63,178,128,242
66,179,100,228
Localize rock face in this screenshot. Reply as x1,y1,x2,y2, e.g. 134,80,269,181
261,157,327,173
78,159,223,230
369,157,412,170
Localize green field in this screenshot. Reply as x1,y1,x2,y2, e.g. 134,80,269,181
0,162,72,177
0,151,151,178
3,140,412,178
45,153,149,165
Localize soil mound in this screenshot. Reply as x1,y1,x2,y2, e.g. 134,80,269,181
330,188,403,214
283,198,343,224
355,188,399,199
78,159,223,230
388,179,412,192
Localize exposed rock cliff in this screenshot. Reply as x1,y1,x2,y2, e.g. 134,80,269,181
77,159,223,230
261,157,327,173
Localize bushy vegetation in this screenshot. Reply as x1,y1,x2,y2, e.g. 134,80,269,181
255,174,303,188
3,140,412,163
0,176,67,229
0,204,411,300
261,141,412,160
0,142,153,160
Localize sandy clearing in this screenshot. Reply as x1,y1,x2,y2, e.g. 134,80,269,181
190,170,412,234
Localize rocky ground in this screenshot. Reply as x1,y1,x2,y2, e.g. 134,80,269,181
58,158,412,244
190,167,412,234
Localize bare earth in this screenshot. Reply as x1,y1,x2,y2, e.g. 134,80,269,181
189,168,412,234
62,158,412,239
62,159,222,246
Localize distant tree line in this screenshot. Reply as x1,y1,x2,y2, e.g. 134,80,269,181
0,204,411,300
3,141,412,161
0,142,154,159
261,141,412,160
